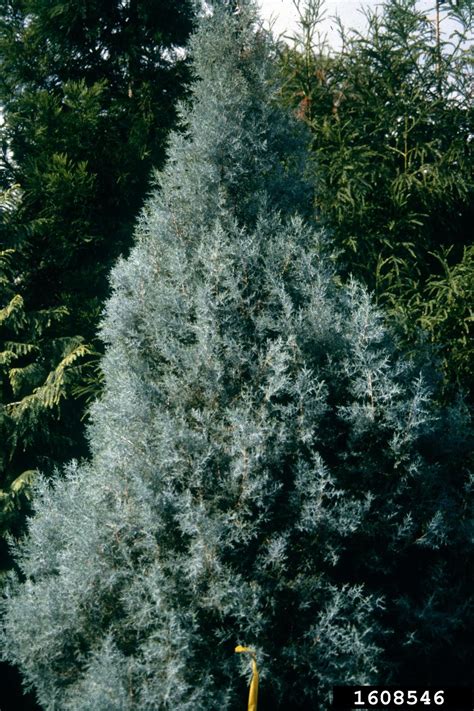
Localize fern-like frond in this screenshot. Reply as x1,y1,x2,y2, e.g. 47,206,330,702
3,341,39,357
0,294,25,328
7,340,96,416
9,362,45,397
0,350,17,367
9,469,37,496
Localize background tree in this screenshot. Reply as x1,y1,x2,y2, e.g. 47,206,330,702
1,4,472,709
0,0,195,555
279,0,473,397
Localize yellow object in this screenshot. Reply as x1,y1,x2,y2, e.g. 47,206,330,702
235,646,259,711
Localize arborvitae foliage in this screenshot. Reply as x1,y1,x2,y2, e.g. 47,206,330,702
0,1,195,549
279,0,473,398
0,183,96,559
1,4,472,709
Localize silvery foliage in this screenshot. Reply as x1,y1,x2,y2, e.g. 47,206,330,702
1,2,471,709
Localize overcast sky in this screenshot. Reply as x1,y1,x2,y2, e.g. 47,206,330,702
258,0,372,40
257,0,455,49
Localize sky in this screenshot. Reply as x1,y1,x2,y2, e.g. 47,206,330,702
256,0,459,49
257,0,373,43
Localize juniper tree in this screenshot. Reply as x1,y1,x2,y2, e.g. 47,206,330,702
0,0,195,548
1,3,472,709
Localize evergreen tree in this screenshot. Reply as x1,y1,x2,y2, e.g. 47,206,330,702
279,0,473,397
1,4,472,709
0,0,195,547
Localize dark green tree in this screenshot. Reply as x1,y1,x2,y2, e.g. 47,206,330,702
1,4,471,708
279,0,473,397
0,0,195,543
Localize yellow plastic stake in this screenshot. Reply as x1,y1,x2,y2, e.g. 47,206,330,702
235,646,259,711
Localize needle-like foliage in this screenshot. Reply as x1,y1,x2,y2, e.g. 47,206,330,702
1,3,472,709
0,0,195,557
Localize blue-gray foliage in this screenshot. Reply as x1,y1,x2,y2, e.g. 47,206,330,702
1,3,472,709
